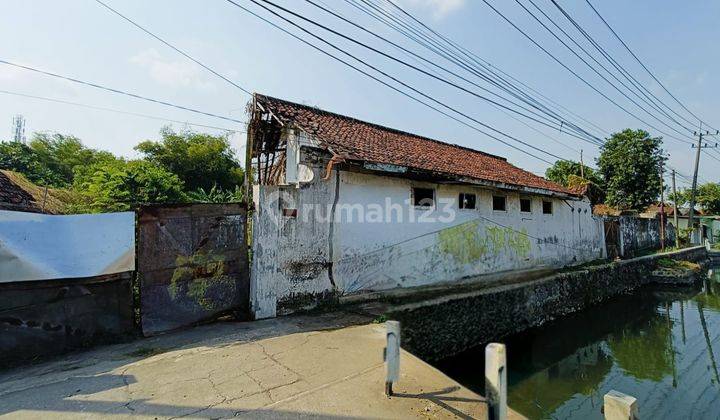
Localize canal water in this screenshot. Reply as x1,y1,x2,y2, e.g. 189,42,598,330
435,270,720,419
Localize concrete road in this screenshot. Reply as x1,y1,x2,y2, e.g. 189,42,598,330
0,312,520,419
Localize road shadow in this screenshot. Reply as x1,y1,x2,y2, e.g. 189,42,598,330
393,385,486,420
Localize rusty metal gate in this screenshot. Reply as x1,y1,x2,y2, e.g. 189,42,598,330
136,203,249,335
604,219,620,260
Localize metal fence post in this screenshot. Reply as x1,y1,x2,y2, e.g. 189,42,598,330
384,320,400,396
603,390,638,420
485,343,507,420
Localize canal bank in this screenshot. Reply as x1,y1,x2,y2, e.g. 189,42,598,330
351,246,708,361
435,270,720,419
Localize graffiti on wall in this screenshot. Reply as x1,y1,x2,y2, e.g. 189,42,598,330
438,220,532,264
136,204,250,335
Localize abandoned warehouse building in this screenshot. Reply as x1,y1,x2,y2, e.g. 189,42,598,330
247,94,606,319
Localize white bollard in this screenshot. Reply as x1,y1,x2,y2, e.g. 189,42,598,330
603,390,638,420
384,320,400,396
485,343,507,420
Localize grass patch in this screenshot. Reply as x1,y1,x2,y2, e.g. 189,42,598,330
657,258,700,271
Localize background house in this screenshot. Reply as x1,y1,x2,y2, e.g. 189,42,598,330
0,170,70,214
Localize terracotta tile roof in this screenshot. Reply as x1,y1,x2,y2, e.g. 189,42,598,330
256,94,573,195
0,170,43,213
0,170,71,214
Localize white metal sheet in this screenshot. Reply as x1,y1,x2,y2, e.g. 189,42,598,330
0,210,135,283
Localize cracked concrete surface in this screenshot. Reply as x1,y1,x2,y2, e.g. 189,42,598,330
0,312,522,419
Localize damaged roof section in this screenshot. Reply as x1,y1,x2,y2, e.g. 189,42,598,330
251,93,573,196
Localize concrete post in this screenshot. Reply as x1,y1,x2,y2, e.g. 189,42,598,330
485,343,507,420
603,390,638,420
385,321,400,396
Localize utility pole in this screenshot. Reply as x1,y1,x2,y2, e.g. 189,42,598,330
672,170,680,248
580,149,585,180
688,128,719,244
659,161,665,251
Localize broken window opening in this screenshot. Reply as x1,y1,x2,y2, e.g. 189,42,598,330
520,198,532,213
492,195,506,212
412,187,435,208
543,200,553,214
459,193,476,210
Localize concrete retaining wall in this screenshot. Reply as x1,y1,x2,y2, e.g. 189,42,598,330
0,272,136,368
389,246,707,362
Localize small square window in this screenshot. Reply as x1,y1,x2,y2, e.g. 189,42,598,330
520,198,532,213
543,200,553,214
492,195,506,211
412,187,435,207
459,193,476,209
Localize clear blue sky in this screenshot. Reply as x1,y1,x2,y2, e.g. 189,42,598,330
1,0,718,188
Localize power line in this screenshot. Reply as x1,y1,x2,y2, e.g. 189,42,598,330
367,0,720,183
476,0,698,148
352,0,604,145
584,0,717,132
505,0,695,147
94,0,252,97
364,0,606,140
266,0,599,146
306,0,593,151
0,89,244,133
526,0,696,138
549,0,700,134
226,0,566,164
0,59,246,125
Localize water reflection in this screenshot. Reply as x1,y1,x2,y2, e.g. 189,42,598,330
435,270,720,419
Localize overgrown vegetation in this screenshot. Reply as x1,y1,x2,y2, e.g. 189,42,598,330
0,127,245,213
656,258,700,271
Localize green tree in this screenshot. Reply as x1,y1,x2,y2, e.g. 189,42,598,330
73,159,186,213
135,128,244,192
668,188,688,207
0,141,63,186
29,133,112,186
695,183,720,214
597,129,665,210
545,160,603,187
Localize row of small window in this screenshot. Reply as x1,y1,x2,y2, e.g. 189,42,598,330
412,187,553,214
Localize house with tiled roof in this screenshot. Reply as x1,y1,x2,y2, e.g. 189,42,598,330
0,170,70,214
247,94,606,318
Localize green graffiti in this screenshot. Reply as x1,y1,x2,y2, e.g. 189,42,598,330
168,252,235,311
438,221,532,264
438,220,487,264
508,227,532,257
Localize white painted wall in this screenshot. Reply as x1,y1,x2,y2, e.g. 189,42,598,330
250,161,606,319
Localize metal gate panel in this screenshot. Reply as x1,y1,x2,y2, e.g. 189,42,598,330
604,219,620,260
136,204,249,335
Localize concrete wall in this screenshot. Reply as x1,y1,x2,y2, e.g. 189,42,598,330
0,272,136,368
388,246,708,361
136,204,250,335
251,161,606,318
618,216,675,258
